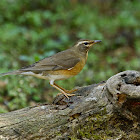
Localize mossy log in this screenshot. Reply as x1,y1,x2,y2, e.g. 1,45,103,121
0,70,139,140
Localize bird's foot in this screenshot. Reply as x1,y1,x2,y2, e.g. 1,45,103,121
63,89,77,99
56,92,75,99
65,89,78,93
66,93,75,96
56,89,77,99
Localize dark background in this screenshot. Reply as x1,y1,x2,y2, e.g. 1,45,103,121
0,0,139,112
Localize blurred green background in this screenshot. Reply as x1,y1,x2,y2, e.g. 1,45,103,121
0,0,139,113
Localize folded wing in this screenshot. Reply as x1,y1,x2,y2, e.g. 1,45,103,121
20,49,80,72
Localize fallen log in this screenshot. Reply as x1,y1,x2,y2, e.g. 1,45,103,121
0,70,139,140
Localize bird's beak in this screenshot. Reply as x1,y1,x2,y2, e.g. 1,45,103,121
93,40,102,44
89,40,101,47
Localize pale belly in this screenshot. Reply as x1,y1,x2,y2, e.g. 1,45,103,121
21,71,73,81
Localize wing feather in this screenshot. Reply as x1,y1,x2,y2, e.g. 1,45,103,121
20,49,80,72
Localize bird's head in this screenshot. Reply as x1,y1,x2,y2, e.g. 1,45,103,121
74,39,101,53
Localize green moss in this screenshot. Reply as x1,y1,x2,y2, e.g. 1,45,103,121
70,114,140,139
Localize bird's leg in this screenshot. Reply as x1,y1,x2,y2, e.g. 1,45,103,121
54,83,78,96
67,88,78,93
50,80,73,99
53,83,77,94
50,81,69,99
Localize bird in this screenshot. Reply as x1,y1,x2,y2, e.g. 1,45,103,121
0,39,101,99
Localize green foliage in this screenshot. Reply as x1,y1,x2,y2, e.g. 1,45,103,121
0,0,139,112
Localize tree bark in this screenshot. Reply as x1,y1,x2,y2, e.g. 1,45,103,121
0,70,139,140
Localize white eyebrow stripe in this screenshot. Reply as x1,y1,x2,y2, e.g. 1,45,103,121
76,41,88,46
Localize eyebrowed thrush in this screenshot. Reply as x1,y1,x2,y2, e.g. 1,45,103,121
0,39,101,99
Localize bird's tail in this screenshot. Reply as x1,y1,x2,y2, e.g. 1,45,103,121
0,70,21,77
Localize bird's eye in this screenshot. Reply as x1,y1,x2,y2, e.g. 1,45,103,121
84,42,88,45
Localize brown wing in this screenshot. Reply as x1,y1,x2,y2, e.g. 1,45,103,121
20,49,80,72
